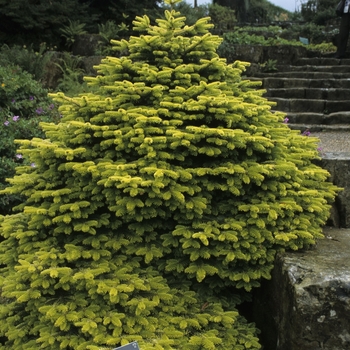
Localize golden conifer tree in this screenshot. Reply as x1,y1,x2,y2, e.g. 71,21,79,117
0,0,339,349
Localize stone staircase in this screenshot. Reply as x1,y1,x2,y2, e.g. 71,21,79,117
248,57,350,132
246,56,350,229
244,55,350,350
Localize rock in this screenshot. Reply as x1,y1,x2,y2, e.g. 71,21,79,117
231,45,264,64
81,56,104,76
72,34,102,56
41,52,65,90
316,155,350,228
253,227,350,350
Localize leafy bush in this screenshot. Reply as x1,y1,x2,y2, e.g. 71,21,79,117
0,64,60,213
259,59,278,72
281,22,334,45
54,53,84,91
219,27,301,46
208,3,236,31
60,20,87,48
217,24,337,60
0,43,53,81
0,0,339,349
53,52,96,96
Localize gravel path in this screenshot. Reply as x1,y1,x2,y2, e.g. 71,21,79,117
311,131,350,154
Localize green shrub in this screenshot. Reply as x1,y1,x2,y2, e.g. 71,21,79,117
281,22,334,45
259,59,278,72
208,3,236,31
217,24,336,60
60,20,87,48
309,42,336,53
0,0,340,349
53,52,96,96
0,43,53,81
220,27,301,46
0,64,60,214
55,54,83,90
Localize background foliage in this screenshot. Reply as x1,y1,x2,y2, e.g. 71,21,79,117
0,0,162,48
0,0,340,49
0,65,61,214
300,0,336,25
0,0,91,48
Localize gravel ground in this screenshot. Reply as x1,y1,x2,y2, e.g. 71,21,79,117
311,131,350,154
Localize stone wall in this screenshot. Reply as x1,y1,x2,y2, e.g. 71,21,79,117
230,45,310,65
315,155,350,228
253,227,350,350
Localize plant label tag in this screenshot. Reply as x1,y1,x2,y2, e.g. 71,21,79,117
113,341,140,350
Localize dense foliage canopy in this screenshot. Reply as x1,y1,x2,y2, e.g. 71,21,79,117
0,0,339,49
0,0,162,47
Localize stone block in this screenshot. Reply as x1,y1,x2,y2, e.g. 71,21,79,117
283,78,310,88
262,46,309,65
317,155,350,228
261,78,285,89
323,112,350,125
305,88,326,100
268,88,305,99
253,227,350,350
327,88,350,100
81,56,104,76
232,45,264,64
269,97,290,112
289,99,325,113
72,34,102,57
289,112,325,124
325,100,350,114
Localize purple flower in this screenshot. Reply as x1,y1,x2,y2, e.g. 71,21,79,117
36,107,44,115
11,99,15,103
4,120,9,126
302,130,311,136
15,154,23,159
30,163,36,168
12,115,20,122
283,117,289,124
49,103,55,110
29,96,34,101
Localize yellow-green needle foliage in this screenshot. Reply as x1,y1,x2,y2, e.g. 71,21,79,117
0,0,340,349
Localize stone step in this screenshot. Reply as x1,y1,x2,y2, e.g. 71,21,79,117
265,87,350,100
281,111,350,125
288,123,350,132
256,71,350,79
275,64,350,74
294,57,350,66
250,77,350,89
270,97,350,114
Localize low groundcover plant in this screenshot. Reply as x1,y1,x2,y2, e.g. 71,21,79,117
0,0,340,349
